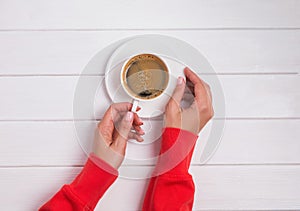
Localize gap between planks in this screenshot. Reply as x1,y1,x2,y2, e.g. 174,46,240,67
0,28,300,32
0,72,298,77
2,163,300,168
0,117,300,122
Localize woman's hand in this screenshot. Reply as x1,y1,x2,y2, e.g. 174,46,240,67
93,103,144,169
164,67,214,135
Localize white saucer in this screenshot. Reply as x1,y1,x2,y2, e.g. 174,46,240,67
104,35,219,117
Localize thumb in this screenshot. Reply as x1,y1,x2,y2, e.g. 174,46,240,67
112,111,134,152
169,76,185,106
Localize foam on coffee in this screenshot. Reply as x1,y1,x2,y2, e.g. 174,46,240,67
122,54,169,100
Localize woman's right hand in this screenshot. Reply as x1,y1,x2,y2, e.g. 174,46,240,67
93,103,144,170
164,67,214,135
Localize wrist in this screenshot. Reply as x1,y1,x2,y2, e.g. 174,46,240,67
160,127,198,153
164,119,199,136
90,153,119,175
154,127,198,175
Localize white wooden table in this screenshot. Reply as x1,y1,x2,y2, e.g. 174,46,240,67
0,1,300,210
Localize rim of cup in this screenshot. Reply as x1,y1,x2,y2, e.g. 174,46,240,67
120,53,170,102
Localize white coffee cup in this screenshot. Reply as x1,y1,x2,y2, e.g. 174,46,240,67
120,53,170,112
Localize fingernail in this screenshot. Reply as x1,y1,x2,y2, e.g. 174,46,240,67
126,112,133,121
177,77,184,85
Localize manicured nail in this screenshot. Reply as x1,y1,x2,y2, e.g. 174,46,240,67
126,112,133,121
177,77,184,85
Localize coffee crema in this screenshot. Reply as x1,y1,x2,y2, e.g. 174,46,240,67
122,54,169,100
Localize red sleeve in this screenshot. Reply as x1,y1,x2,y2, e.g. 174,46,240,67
142,127,198,211
39,153,118,211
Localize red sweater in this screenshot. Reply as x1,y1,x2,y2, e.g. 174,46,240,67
39,128,198,211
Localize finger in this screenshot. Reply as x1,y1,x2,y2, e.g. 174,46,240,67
101,103,131,125
132,125,145,135
116,111,143,128
184,80,195,95
102,103,141,126
185,80,195,95
110,103,141,112
128,132,144,142
184,67,210,107
182,93,195,103
112,111,134,150
133,112,143,126
169,76,185,106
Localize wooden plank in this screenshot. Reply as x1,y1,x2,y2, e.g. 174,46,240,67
207,119,300,165
191,165,300,210
0,75,299,120
218,75,300,118
0,120,299,166
0,166,299,210
0,31,299,75
0,0,299,29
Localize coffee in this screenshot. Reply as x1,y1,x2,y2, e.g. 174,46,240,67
122,54,169,100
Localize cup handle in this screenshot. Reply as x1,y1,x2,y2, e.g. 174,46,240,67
131,99,139,113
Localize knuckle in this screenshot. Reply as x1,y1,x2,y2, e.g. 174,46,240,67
199,104,209,113
208,108,214,119
202,80,209,86
206,84,211,90
97,122,102,130
210,108,214,117
199,104,214,121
